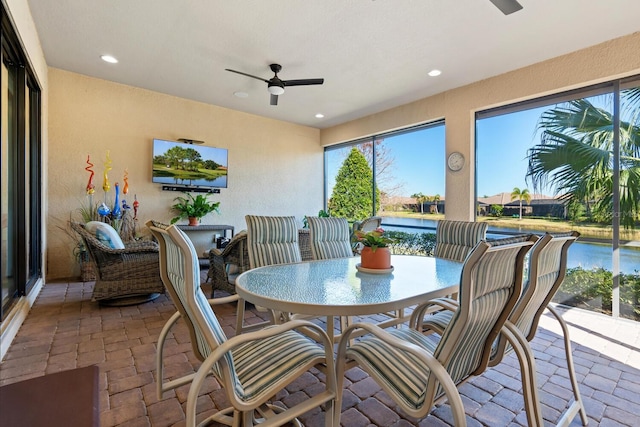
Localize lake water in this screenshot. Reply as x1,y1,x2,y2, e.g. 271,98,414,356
381,217,640,274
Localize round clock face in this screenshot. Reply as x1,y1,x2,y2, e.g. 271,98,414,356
447,152,465,171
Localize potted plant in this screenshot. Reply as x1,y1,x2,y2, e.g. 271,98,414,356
170,192,220,226
354,227,396,269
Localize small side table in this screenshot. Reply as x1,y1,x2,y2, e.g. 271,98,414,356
177,224,235,260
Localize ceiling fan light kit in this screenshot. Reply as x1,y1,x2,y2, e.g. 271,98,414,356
268,84,285,95
226,63,324,106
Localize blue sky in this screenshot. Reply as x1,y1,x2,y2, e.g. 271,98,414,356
327,93,616,199
326,113,546,199
476,107,548,197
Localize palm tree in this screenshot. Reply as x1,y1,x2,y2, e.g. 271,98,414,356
510,187,531,220
411,192,426,214
527,89,640,228
433,194,441,214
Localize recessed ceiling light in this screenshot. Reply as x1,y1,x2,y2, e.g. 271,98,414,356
428,69,441,77
315,113,325,118
234,91,249,98
100,55,118,64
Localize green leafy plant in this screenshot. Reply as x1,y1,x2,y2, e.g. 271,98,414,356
170,192,220,224
354,227,396,252
303,209,331,228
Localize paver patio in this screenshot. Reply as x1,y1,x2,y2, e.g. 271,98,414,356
1,279,639,426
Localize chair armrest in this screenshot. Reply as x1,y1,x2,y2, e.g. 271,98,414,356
409,297,458,329
209,247,224,257
207,295,240,305
124,240,159,252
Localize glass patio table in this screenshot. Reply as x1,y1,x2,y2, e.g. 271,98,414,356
235,255,463,342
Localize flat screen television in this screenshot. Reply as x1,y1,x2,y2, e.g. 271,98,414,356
152,138,228,189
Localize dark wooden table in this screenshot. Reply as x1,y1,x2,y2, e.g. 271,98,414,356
0,365,100,426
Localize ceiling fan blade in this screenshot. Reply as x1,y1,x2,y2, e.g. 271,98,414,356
489,0,523,15
270,94,279,106
283,78,324,87
225,69,269,83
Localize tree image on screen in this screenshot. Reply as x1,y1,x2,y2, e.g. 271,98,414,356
152,140,228,188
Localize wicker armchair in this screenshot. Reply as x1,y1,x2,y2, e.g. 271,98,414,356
297,228,313,261
207,228,312,300
207,230,249,297
70,221,164,305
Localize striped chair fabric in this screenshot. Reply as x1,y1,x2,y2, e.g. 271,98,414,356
308,216,353,260
245,215,302,268
434,220,488,262
146,221,336,427
335,235,535,425
419,231,586,426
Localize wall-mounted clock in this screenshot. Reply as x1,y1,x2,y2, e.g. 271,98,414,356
447,152,465,171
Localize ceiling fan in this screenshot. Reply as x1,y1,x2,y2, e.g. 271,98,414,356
225,63,324,106
489,0,523,15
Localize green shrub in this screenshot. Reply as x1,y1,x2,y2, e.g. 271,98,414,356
555,267,640,320
386,230,436,256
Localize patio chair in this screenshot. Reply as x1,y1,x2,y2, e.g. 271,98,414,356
434,219,488,262
70,221,164,305
335,235,536,426
306,216,354,341
308,216,353,260
351,216,382,254
207,230,249,298
245,215,303,267
242,215,303,329
146,221,337,427
433,220,488,301
416,231,586,427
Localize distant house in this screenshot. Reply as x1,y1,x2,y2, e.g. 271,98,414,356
381,195,418,212
477,192,568,218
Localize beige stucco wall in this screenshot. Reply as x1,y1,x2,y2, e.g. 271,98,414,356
46,69,322,280
320,32,640,221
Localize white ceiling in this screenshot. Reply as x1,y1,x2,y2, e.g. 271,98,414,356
25,0,640,129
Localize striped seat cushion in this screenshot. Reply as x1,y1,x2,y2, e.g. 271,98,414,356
346,328,439,410
308,216,353,260
157,227,232,381
245,215,302,268
434,220,488,262
231,328,326,401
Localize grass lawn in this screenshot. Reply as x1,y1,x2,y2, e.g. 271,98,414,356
381,211,640,242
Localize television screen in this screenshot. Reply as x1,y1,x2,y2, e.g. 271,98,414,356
152,139,228,188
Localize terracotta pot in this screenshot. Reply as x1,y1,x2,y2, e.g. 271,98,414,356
360,246,391,269
188,217,199,226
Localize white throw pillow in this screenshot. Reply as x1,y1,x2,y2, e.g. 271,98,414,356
85,221,125,249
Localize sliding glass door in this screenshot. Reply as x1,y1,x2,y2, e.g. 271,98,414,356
1,6,43,320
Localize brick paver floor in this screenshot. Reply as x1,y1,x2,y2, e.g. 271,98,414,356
1,279,640,426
